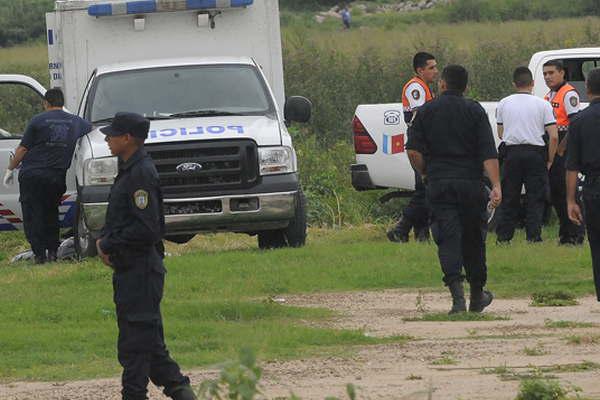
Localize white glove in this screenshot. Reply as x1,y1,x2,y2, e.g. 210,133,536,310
3,169,14,188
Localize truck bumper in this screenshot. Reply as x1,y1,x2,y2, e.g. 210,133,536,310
82,190,297,234
351,164,377,191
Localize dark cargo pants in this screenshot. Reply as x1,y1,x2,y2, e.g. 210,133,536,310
496,145,548,242
18,169,66,258
112,248,189,400
428,179,488,287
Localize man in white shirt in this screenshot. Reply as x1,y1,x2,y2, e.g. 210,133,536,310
495,67,558,243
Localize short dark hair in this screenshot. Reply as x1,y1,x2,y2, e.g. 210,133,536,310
44,88,64,107
513,66,533,88
132,136,146,147
543,60,564,71
441,65,468,92
413,52,435,73
586,68,600,95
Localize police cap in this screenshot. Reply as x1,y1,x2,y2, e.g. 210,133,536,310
100,112,150,139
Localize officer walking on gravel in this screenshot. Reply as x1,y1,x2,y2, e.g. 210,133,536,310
406,65,501,314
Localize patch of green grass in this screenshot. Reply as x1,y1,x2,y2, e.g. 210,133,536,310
539,361,600,374
431,351,457,366
0,225,596,382
515,378,570,400
544,320,594,329
405,312,509,322
523,344,549,357
431,356,457,366
406,374,423,380
565,335,600,345
531,291,579,307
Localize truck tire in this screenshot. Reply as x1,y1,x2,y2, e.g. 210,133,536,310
74,201,97,259
257,189,307,249
284,189,307,247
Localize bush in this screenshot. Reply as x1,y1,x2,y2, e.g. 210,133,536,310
515,379,568,400
0,0,54,47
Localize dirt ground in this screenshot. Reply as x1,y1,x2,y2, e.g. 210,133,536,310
3,290,600,400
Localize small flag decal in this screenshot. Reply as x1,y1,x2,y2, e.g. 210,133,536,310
382,133,405,155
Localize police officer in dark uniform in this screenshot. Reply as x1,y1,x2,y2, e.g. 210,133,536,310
406,65,502,314
567,68,600,301
95,113,196,400
3,88,92,264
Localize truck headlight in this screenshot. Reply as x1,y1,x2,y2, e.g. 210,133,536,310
258,146,294,175
84,157,118,185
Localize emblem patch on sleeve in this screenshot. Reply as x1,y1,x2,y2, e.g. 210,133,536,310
134,190,149,210
411,89,421,100
570,96,579,107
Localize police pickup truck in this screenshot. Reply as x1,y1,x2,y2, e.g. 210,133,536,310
351,48,598,194
0,0,311,257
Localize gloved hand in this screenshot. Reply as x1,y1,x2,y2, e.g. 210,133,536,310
3,169,14,188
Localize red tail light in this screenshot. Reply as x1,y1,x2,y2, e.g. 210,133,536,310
353,116,377,154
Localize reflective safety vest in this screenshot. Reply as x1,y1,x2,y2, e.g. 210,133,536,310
402,76,434,113
544,83,577,129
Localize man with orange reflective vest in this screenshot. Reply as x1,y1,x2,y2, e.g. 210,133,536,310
387,52,438,243
543,60,585,245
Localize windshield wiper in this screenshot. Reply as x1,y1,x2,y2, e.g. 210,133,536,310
92,117,114,124
146,115,175,120
168,109,242,118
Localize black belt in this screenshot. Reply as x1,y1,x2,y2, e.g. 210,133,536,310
585,175,600,185
505,144,545,151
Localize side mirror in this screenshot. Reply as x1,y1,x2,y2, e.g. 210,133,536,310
284,96,312,124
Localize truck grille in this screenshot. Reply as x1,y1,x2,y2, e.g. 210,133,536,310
145,140,258,197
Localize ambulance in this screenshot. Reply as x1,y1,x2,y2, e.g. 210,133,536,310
0,0,312,257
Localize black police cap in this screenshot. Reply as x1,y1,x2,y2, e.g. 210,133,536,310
99,112,150,139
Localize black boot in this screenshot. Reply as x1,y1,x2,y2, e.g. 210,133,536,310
169,385,197,400
448,280,466,314
387,216,411,243
469,285,494,313
47,250,58,263
414,227,430,242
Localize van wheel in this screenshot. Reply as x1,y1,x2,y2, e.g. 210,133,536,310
257,190,307,249
74,201,97,259
284,189,307,247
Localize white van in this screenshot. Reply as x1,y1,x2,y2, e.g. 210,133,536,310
0,0,312,257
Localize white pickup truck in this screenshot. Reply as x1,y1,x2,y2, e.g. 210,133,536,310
351,48,599,193
0,0,312,257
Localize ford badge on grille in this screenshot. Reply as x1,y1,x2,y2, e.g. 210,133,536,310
176,162,203,174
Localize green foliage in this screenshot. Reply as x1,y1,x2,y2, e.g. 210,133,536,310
544,320,594,329
405,312,509,322
197,347,263,400
197,348,358,400
0,0,53,47
515,379,569,400
531,291,578,307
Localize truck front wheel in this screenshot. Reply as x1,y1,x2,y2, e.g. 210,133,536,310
74,202,98,259
257,190,307,249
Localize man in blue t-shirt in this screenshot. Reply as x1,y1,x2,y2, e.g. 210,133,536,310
340,6,351,29
4,88,92,263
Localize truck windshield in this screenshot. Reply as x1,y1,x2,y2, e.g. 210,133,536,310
87,64,274,123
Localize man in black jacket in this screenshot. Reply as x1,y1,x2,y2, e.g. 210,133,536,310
96,112,196,400
406,65,502,314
